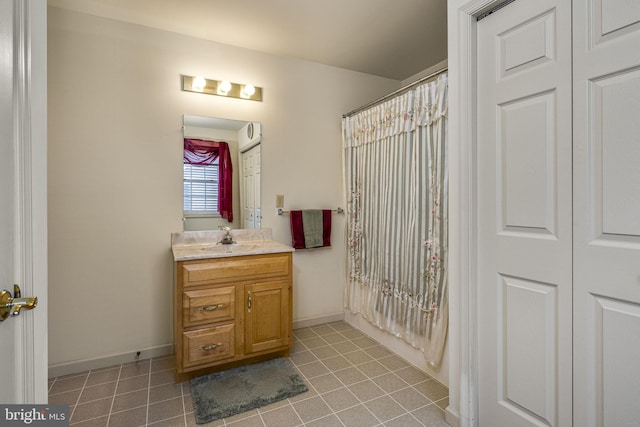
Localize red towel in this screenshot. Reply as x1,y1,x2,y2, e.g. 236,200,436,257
290,211,305,249
322,209,331,247
289,210,332,249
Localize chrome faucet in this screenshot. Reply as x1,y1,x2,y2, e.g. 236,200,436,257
219,227,235,245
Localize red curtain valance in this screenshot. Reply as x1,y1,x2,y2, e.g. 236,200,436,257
183,138,233,222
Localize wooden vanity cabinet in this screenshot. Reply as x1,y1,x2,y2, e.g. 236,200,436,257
174,252,292,382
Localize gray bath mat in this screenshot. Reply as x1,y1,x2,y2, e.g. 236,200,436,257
190,357,308,424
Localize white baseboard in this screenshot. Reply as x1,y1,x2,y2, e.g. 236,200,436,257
49,313,344,378
293,312,344,330
48,343,174,379
445,406,460,427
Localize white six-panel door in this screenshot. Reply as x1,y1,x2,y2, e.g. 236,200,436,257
477,0,573,425
0,0,48,403
573,1,640,425
242,144,261,229
476,0,640,425
0,0,19,403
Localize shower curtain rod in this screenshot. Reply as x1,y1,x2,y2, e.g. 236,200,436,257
342,66,448,118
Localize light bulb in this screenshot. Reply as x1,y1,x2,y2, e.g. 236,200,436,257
192,76,206,92
218,80,232,95
241,84,256,98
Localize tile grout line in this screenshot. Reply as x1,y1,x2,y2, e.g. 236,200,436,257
251,335,335,426
292,325,369,425
48,378,56,394
145,358,153,427
265,361,437,407
66,372,151,409
50,322,447,427
68,371,90,424
105,363,124,427
288,347,347,426
294,324,380,426
324,323,395,426
332,325,448,425
180,381,188,427
291,330,346,426
300,323,446,426
146,360,183,426
254,406,268,427
286,399,311,427
317,324,385,425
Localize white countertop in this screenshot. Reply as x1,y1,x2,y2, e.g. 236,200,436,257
171,228,294,261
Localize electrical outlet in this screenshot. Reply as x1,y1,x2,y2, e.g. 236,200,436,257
275,194,284,208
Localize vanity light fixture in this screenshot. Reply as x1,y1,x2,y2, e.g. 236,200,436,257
181,75,263,102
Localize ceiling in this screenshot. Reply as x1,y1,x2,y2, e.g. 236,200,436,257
48,0,448,81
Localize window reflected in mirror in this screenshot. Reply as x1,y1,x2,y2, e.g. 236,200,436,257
182,115,262,231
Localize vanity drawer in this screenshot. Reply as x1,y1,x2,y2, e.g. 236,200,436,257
183,286,235,326
183,324,235,368
182,253,291,286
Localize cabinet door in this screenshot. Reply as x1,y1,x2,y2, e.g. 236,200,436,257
244,280,291,354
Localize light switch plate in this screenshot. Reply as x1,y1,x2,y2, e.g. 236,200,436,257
275,194,284,208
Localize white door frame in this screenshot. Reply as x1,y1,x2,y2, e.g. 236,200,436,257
13,0,48,403
447,1,513,426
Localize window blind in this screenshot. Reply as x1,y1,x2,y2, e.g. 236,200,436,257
183,163,219,214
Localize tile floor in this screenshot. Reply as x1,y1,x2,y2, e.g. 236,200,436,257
48,321,449,426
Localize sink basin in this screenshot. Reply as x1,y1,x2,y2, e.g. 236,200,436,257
199,243,258,254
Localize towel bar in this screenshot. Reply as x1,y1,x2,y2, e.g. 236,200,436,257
277,207,344,216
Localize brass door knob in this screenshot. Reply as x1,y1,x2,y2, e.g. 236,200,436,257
0,285,37,321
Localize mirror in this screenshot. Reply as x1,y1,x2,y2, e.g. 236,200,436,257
182,114,262,231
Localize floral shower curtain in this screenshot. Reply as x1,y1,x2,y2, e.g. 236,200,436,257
342,74,448,366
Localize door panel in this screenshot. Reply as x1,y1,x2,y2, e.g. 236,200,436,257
593,0,640,46
0,0,47,403
500,91,557,234
587,296,640,426
499,9,556,78
589,71,640,238
0,0,18,403
573,1,640,425
500,274,558,423
477,0,572,425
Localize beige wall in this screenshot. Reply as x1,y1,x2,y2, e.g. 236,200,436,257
47,7,400,372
